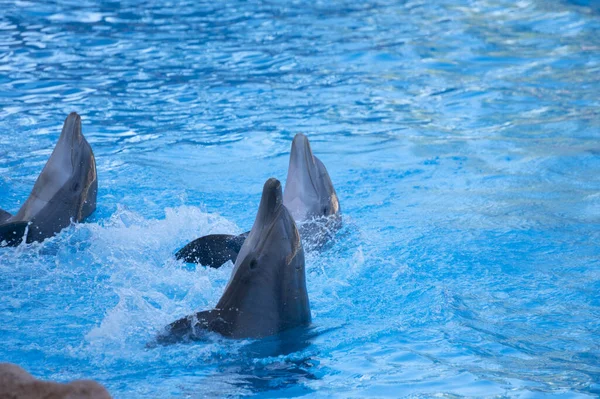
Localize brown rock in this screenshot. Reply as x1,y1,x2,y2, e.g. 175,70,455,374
0,363,111,399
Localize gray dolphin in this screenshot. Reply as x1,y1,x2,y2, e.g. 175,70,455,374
176,133,340,267
158,178,310,342
0,112,97,246
283,133,341,249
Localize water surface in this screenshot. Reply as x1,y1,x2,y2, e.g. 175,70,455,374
0,0,599,397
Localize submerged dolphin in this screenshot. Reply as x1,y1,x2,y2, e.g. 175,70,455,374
158,178,310,342
0,112,97,246
176,133,340,267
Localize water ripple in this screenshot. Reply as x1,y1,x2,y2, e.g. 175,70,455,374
1,0,599,397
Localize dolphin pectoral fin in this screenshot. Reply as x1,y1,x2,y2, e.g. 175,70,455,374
0,209,11,224
175,232,249,268
0,221,29,247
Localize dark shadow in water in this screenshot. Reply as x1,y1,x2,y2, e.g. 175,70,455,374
239,324,336,359
562,0,600,12
219,326,336,398
173,325,342,398
218,361,319,398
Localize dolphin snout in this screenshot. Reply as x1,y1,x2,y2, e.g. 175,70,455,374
264,177,281,192
290,133,316,171
62,112,83,144
260,178,283,217
292,132,309,146
291,133,311,157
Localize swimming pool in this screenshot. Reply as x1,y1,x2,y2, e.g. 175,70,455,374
0,0,599,397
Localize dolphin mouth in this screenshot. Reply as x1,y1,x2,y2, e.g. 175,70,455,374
261,178,283,215
63,112,83,146
255,204,301,265
254,206,283,254
290,133,319,193
59,112,84,172
253,178,290,254
247,178,301,265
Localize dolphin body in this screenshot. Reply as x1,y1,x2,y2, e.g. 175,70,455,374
158,178,310,342
176,133,340,267
0,112,97,246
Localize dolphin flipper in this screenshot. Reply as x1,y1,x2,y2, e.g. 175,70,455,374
0,221,29,247
0,209,11,224
175,233,249,268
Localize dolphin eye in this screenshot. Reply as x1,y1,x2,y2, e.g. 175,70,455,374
249,259,258,270
322,206,329,215
72,182,80,192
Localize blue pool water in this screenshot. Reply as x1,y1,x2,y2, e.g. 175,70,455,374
1,0,599,397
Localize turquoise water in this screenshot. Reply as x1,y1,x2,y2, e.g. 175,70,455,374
1,0,599,397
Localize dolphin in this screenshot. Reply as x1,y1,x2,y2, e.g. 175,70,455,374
157,178,310,342
0,112,97,246
176,133,340,267
283,133,341,249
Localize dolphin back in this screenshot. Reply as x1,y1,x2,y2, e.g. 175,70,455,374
155,310,222,344
175,232,249,268
0,222,29,247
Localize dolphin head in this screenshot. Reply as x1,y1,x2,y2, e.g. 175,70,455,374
61,112,97,220
15,112,97,226
283,133,340,222
49,112,96,202
215,178,311,339
30,113,81,200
